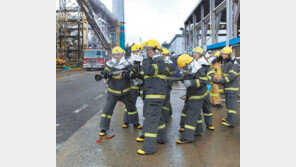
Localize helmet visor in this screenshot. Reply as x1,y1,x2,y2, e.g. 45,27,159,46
112,53,123,59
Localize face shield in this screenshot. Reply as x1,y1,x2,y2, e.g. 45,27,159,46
191,51,202,60
111,53,123,64
132,50,140,55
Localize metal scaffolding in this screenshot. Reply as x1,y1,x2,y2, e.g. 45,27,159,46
56,0,120,63
184,0,240,51
56,0,85,61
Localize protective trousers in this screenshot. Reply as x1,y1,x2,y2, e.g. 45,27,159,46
180,96,212,128
195,115,203,136
100,93,138,130
225,92,238,126
202,95,213,126
168,88,173,116
162,87,172,122
180,101,188,128
180,101,204,136
123,88,140,124
210,83,221,105
142,99,167,154
181,99,203,141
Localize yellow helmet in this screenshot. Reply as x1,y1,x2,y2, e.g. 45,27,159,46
177,54,193,68
140,41,148,51
162,48,170,55
192,47,204,55
131,44,140,52
112,46,125,54
214,51,221,57
221,47,233,55
144,39,162,51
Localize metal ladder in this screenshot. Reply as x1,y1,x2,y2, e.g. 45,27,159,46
76,0,111,50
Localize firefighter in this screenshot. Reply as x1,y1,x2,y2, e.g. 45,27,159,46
179,47,215,135
161,48,174,121
137,39,168,155
212,47,240,127
176,53,208,144
210,51,224,108
98,46,139,136
122,44,143,129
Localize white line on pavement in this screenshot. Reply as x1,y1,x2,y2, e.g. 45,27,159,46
94,95,103,100
73,104,89,114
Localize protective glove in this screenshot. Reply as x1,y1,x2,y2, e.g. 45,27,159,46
183,80,192,88
101,70,109,79
122,71,131,79
137,79,144,86
212,78,221,84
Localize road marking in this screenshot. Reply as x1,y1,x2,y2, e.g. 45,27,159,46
56,124,60,127
94,95,103,100
73,104,89,114
56,143,63,150
56,72,89,80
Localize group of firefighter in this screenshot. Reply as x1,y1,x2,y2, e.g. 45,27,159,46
95,39,240,155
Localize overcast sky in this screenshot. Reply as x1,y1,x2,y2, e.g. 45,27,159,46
57,0,200,45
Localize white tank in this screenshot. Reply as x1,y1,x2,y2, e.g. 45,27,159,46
112,0,124,22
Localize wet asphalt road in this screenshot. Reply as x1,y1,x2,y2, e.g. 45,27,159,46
56,70,107,149
56,77,240,167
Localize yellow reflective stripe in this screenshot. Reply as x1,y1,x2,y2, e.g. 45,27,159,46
216,70,222,74
122,87,131,93
196,79,200,87
166,67,170,73
204,113,213,116
107,87,131,94
185,124,196,130
101,114,111,119
169,72,174,75
144,75,167,79
163,107,169,111
152,64,158,76
229,70,239,76
107,87,121,94
140,71,144,75
210,93,219,97
140,90,143,94
207,70,215,76
181,113,186,117
197,119,203,123
124,109,127,112
145,94,166,99
112,75,122,79
189,91,209,100
225,77,230,83
131,86,139,89
128,110,138,115
199,77,208,81
207,76,212,81
228,110,237,114
158,124,166,129
225,87,239,91
105,67,110,72
145,133,157,138
223,73,228,76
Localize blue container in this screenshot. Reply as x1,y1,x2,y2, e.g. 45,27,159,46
207,83,212,90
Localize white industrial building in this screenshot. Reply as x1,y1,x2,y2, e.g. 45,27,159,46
168,34,185,55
